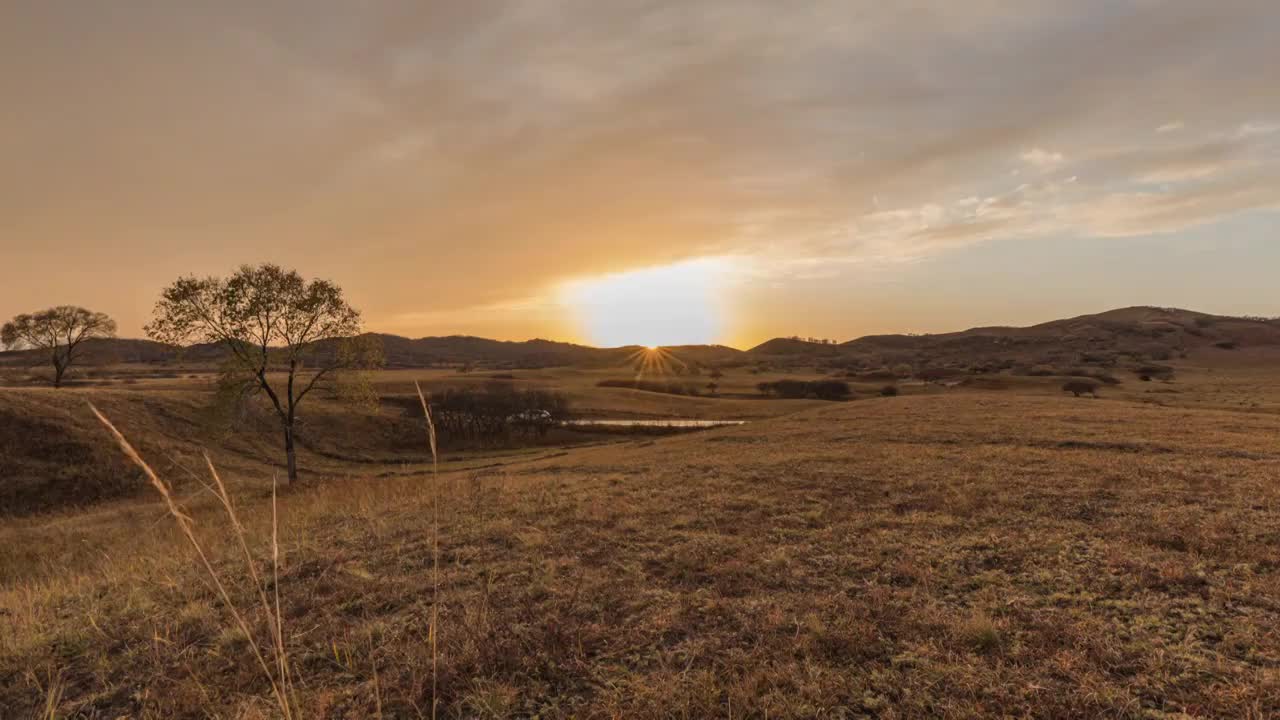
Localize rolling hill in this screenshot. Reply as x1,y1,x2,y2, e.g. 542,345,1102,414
2,307,1276,373
826,306,1280,371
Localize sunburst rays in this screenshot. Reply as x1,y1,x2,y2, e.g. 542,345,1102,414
625,346,689,380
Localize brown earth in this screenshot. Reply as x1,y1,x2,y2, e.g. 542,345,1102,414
4,351,1280,717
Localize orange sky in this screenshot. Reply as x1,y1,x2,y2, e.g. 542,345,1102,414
3,2,1279,348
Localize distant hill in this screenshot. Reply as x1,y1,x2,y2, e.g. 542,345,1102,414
0,337,177,366
3,306,1276,372
658,344,749,366
322,335,753,369
817,306,1280,371
364,334,640,369
0,333,741,371
747,337,843,357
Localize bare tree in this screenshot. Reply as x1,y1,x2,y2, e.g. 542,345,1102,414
1,306,117,387
146,264,381,481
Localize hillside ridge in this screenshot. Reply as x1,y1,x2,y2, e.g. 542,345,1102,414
3,306,1276,369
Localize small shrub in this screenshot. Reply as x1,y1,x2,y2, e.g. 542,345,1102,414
953,614,1006,657
880,385,899,397
1134,364,1175,381
1062,380,1099,398
1215,341,1238,350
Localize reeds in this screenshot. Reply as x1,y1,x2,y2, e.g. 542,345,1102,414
88,402,298,720
414,381,441,720
39,669,63,720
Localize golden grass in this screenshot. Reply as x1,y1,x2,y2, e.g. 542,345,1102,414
38,669,63,720
87,402,298,719
6,376,1280,716
415,380,441,720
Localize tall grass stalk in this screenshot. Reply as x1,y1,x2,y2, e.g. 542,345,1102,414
203,455,297,707
39,669,64,720
272,473,298,712
88,402,297,720
414,381,440,720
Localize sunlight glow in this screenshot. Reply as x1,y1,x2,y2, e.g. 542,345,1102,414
624,345,691,378
561,258,735,347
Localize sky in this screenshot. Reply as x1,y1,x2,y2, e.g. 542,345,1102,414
3,1,1279,348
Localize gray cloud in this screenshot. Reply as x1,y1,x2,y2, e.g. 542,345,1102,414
2,0,1279,335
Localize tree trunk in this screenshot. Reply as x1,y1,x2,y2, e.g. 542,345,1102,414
53,363,65,389
284,424,298,482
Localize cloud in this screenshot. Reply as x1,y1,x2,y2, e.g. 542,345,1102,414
1021,148,1067,169
1237,122,1280,138
1074,173,1280,238
2,0,1280,337
1104,140,1243,183
797,124,1280,262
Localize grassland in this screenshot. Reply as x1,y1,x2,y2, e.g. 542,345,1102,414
4,354,1280,717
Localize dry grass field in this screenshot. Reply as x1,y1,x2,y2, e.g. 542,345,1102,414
4,354,1280,717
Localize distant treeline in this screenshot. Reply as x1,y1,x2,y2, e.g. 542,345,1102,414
756,379,851,400
428,383,571,442
597,378,705,396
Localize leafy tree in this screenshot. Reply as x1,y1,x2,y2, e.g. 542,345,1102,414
146,264,381,481
1,306,116,387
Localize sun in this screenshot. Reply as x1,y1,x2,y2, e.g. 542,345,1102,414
560,258,735,348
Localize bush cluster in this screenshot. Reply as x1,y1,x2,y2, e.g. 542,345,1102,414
1062,380,1099,397
431,382,570,442
756,379,852,400
597,379,703,396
